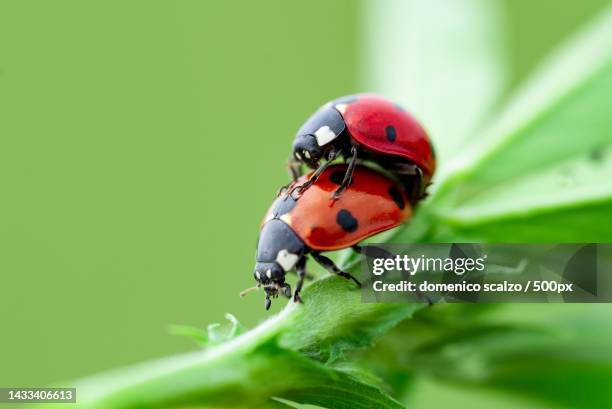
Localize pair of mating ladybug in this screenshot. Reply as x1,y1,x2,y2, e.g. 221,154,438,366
242,94,435,310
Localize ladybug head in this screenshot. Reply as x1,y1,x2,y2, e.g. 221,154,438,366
293,133,324,168
242,261,292,310
252,219,305,309
293,103,346,168
253,262,292,310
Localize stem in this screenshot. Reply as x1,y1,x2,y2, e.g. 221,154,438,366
44,276,424,409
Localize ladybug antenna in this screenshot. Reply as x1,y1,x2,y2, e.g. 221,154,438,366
240,283,279,297
239,284,261,297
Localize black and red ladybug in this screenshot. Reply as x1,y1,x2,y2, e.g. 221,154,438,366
290,94,435,201
242,164,412,309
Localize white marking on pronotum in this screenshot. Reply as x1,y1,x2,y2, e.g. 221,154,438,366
295,151,302,160
314,125,337,146
303,150,311,159
276,249,299,271
335,103,348,115
266,269,272,279
255,271,261,280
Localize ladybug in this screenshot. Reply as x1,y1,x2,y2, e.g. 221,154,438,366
242,163,412,310
289,94,435,201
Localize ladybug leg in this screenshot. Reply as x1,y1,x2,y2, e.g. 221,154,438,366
352,244,393,259
290,150,340,195
290,269,315,280
391,162,426,203
332,145,358,199
276,185,288,197
279,282,292,299
411,166,426,202
311,252,361,288
293,257,307,303
287,155,302,181
277,156,303,196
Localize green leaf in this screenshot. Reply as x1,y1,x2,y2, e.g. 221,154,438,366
363,0,508,162
362,304,612,409
279,277,423,362
393,4,612,243
456,6,612,186
439,4,612,186
168,313,245,347
167,324,209,346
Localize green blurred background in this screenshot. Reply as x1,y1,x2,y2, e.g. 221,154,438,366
0,0,609,389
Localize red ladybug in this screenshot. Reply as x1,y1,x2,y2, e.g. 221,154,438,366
243,164,412,310
290,94,435,200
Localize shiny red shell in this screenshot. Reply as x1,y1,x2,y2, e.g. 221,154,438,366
337,94,435,180
263,164,412,251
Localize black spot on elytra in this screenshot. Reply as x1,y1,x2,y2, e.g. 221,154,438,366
329,170,345,185
336,209,358,233
385,125,397,142
388,186,405,209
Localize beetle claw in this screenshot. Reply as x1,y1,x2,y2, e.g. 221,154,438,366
331,189,343,201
